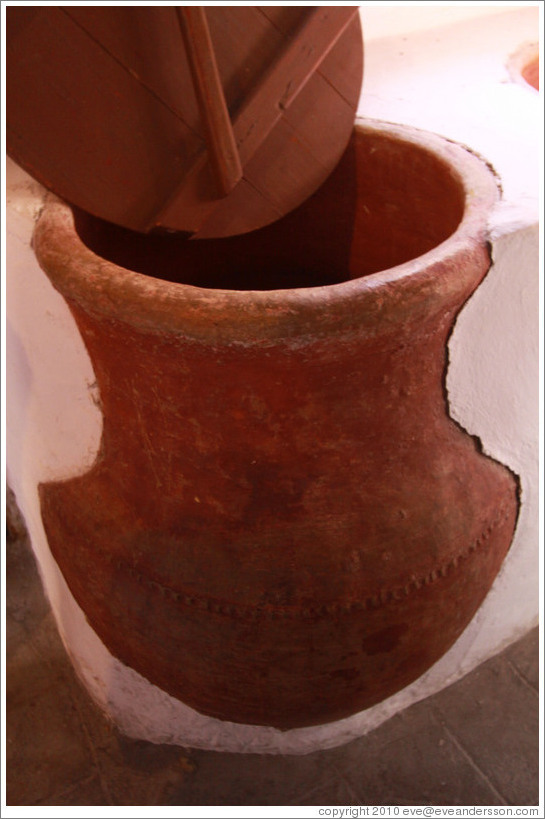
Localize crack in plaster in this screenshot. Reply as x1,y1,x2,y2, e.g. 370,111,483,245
444,238,522,533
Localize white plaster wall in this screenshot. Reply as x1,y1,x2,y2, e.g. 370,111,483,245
447,224,540,663
5,5,540,753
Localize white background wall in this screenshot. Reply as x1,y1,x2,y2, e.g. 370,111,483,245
4,4,541,753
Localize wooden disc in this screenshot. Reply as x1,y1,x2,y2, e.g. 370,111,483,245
7,6,363,239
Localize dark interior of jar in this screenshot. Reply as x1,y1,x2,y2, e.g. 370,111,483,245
73,129,466,291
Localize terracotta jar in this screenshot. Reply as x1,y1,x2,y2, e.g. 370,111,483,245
33,120,518,730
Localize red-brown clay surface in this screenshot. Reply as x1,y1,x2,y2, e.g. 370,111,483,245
34,121,518,729
522,56,539,90
507,43,539,92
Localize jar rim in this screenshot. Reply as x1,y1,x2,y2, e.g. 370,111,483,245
33,118,499,344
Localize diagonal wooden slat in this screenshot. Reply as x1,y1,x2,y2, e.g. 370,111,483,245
177,7,242,198
155,6,360,234
233,6,359,164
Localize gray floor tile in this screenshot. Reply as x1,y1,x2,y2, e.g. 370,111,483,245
431,658,539,805
6,531,51,627
291,776,361,806
165,748,338,806
332,706,505,806
92,737,196,806
505,629,540,691
6,680,96,806
6,616,66,706
37,774,110,807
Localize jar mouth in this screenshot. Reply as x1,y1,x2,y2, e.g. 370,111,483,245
522,56,539,90
69,118,491,294
507,42,539,92
34,119,499,341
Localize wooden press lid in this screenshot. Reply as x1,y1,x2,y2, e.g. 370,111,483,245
6,6,363,239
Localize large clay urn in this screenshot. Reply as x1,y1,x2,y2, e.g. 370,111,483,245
33,120,518,730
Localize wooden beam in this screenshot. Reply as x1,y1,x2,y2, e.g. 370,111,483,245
177,6,242,198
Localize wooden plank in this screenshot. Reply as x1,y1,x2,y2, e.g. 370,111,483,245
7,6,363,238
281,70,356,172
177,7,242,197
256,6,309,34
156,8,361,235
5,5,40,46
6,6,203,230
318,16,365,106
206,6,288,115
242,117,335,215
256,5,363,105
233,7,359,165
193,90,353,241
191,177,284,241
62,6,201,130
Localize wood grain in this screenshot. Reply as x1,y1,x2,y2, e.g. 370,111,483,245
7,6,363,237
177,7,242,197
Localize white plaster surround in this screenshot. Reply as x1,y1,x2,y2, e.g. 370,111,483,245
4,4,541,753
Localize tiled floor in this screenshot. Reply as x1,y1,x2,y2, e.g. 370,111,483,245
5,518,540,808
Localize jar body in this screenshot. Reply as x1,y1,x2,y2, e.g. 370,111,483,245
34,122,518,729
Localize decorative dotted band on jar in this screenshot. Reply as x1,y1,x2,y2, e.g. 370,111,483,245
109,504,513,622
